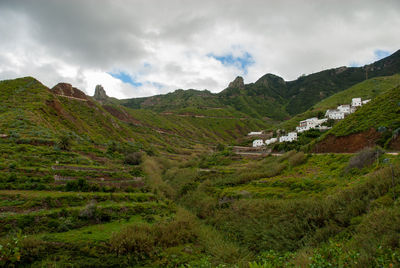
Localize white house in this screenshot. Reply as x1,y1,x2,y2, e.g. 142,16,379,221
296,117,328,133
248,131,263,136
279,132,297,143
265,137,277,145
325,109,345,120
362,99,371,105
252,139,264,147
337,104,351,114
352,98,362,107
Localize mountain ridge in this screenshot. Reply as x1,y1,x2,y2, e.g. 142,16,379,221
121,49,400,120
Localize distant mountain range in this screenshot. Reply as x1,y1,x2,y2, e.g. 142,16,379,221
119,49,400,121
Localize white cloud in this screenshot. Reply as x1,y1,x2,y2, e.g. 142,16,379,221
0,0,399,98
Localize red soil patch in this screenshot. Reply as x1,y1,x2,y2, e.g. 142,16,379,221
312,128,381,153
389,135,400,150
46,98,78,124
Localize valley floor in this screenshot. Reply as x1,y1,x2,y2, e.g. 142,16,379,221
1,134,400,267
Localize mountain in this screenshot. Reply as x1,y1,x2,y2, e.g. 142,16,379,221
121,49,400,121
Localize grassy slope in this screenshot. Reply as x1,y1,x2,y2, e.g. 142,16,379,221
321,84,400,137
159,150,400,266
279,74,400,131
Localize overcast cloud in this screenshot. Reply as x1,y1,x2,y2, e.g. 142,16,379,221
0,0,399,98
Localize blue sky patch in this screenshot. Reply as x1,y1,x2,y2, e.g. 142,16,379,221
349,49,392,67
349,62,361,67
109,71,143,87
374,49,391,60
208,51,255,74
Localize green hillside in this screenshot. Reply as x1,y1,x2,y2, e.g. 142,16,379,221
0,77,268,153
311,85,400,152
328,85,400,137
279,74,400,131
121,49,400,121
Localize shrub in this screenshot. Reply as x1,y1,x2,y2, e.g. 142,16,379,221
109,209,198,261
124,152,143,165
110,224,155,261
288,152,307,167
79,200,98,220
345,147,383,172
57,135,71,151
216,143,225,152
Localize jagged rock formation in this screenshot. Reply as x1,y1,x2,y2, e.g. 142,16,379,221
228,76,245,89
52,83,87,100
93,85,109,101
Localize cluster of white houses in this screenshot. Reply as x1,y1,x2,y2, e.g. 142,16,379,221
251,97,370,147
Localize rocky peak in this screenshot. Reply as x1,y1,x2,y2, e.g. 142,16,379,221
52,83,87,100
228,76,245,89
93,85,108,101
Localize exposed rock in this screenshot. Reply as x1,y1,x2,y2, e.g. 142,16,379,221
52,83,88,100
228,76,245,89
93,85,109,101
312,128,381,153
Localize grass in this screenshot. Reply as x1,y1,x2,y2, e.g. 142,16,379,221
39,215,144,243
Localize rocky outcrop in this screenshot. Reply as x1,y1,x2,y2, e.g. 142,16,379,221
52,83,88,100
228,76,245,89
93,85,109,101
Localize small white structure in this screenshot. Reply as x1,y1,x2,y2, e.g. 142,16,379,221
279,132,297,143
325,109,345,120
265,137,278,145
337,104,351,114
296,117,328,133
352,98,362,107
362,99,371,105
248,131,263,136
252,139,264,147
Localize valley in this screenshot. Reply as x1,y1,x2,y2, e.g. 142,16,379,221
1,51,400,267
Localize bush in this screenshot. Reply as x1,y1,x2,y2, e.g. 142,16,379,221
110,224,155,261
124,152,143,165
57,135,71,151
345,147,383,172
216,143,225,152
288,152,307,167
109,209,198,262
79,200,98,220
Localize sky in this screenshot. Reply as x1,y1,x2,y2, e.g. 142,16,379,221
0,0,399,99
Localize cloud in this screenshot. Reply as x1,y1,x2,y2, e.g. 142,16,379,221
0,0,399,98
208,50,255,75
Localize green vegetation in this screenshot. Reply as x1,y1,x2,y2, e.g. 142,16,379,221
1,71,400,266
328,85,400,137
279,74,400,131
